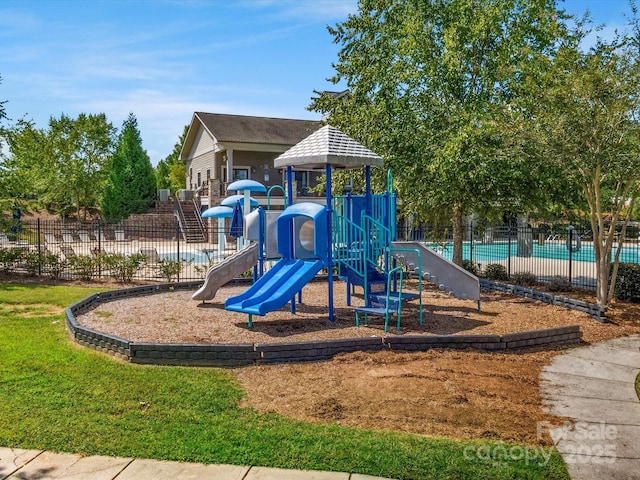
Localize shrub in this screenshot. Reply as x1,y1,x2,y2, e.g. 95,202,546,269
483,263,509,281
158,258,187,282
511,271,538,287
461,260,480,276
194,261,215,277
22,250,42,276
42,252,66,279
0,248,26,273
103,252,145,283
69,254,100,281
612,263,640,303
546,276,573,292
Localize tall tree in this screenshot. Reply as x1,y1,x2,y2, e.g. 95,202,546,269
530,28,640,305
311,0,571,265
2,113,115,218
102,113,156,220
155,125,188,194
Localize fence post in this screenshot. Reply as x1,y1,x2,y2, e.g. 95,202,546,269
469,221,473,263
97,220,103,278
176,217,181,282
37,218,42,276
507,228,512,276
568,226,573,285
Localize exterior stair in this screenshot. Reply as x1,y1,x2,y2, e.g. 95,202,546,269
175,200,207,243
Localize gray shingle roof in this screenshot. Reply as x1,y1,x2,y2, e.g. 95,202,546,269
274,125,383,169
195,112,321,145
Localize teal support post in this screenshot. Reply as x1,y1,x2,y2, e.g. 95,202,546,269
325,163,334,321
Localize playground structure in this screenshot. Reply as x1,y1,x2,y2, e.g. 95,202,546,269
192,125,480,331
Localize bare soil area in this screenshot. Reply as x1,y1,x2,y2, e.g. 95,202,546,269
73,278,640,446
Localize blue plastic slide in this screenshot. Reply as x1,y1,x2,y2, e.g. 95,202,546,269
225,259,324,316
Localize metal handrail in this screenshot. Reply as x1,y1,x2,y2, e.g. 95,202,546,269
173,198,187,242
191,197,206,237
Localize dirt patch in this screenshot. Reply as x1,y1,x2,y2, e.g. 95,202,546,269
70,278,640,446
236,349,561,445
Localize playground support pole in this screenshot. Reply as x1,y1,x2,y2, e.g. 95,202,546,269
345,192,352,306
326,163,335,321
286,166,294,208
258,206,265,277
242,189,251,248
217,218,225,256
365,165,372,217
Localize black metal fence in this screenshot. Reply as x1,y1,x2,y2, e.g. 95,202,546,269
397,223,640,290
3,218,640,290
0,218,236,282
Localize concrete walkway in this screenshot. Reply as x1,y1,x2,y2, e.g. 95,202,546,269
541,335,640,480
0,448,392,480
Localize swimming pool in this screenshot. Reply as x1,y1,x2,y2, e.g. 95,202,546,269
159,249,222,263
429,241,640,264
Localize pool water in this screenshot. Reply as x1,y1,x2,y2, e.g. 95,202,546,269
159,249,221,263
429,241,640,264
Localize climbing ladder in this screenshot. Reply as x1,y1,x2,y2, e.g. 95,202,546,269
354,266,404,333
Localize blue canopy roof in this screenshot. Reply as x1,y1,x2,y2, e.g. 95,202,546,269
221,195,259,207
227,179,266,192
201,206,233,218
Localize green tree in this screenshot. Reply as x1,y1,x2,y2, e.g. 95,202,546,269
530,28,640,305
102,113,157,220
155,125,188,194
2,114,115,218
1,120,45,208
311,0,572,265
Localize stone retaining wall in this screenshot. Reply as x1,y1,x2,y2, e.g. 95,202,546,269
66,282,583,366
479,279,607,321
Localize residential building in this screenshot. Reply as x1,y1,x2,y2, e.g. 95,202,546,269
179,112,323,209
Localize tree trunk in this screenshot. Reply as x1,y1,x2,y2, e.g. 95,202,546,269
596,254,609,306
452,202,464,266
607,196,636,303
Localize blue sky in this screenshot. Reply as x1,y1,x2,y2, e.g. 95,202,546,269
0,0,635,165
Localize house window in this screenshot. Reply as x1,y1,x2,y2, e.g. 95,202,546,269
197,172,201,187
233,168,249,181
189,168,193,189
206,169,211,181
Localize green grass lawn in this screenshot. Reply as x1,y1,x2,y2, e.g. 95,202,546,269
0,282,570,479
636,373,640,400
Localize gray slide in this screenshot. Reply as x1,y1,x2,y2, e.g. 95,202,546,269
391,241,480,301
192,243,258,302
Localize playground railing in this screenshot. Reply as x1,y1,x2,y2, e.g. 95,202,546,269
332,214,367,279
361,214,392,272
